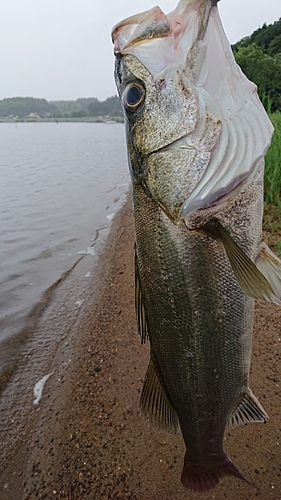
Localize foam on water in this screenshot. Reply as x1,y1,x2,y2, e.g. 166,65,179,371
77,247,96,256
106,213,115,221
74,299,85,308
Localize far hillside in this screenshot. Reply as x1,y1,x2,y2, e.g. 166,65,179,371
0,96,122,120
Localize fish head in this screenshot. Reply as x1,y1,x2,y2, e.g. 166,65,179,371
114,53,199,158
114,50,221,221
112,0,273,223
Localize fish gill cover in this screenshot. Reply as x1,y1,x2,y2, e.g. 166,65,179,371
112,0,274,219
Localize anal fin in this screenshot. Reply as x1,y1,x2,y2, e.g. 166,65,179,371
140,356,179,434
135,246,149,344
226,389,268,430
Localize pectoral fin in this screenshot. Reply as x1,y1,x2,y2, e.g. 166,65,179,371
140,356,179,434
255,242,281,300
135,246,149,344
201,219,280,304
226,389,268,430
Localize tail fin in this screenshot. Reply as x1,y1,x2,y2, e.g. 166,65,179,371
181,454,252,492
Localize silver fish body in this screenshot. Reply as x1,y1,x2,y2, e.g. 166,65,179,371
112,0,280,492
133,170,260,484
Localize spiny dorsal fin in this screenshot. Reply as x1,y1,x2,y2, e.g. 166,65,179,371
226,389,268,431
255,242,281,300
200,219,280,304
135,246,149,344
140,356,179,434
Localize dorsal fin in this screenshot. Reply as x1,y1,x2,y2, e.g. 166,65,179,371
140,356,179,434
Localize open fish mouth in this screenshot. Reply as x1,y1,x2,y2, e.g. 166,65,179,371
148,135,194,156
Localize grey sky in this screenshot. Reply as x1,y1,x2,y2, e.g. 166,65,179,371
0,0,280,102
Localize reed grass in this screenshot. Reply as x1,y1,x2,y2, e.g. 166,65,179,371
263,112,281,253
264,112,281,209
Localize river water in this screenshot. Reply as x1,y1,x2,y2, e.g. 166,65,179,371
0,122,129,376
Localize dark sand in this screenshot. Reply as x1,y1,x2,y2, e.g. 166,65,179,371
1,197,281,499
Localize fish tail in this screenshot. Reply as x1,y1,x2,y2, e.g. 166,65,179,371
181,454,253,492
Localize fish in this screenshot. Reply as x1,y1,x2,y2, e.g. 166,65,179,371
112,0,281,492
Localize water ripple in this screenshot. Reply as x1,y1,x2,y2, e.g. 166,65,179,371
0,122,129,352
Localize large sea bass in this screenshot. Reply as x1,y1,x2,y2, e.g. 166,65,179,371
112,0,281,492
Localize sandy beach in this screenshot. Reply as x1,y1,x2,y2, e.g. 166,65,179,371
0,196,281,500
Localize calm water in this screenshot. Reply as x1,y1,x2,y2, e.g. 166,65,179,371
0,122,129,346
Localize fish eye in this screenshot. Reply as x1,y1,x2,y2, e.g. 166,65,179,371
122,83,145,112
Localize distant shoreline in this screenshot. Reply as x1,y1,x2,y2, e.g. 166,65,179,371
0,117,124,124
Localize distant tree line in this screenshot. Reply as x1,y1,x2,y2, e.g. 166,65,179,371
232,18,281,111
0,96,122,119
53,97,122,118
0,18,280,118
0,97,58,118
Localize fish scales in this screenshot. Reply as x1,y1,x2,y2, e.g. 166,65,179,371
112,0,281,492
133,170,257,464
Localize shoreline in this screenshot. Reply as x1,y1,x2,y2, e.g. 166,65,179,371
1,197,281,499
0,119,124,124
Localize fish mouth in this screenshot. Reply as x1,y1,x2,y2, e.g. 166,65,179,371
112,1,213,77
148,135,194,156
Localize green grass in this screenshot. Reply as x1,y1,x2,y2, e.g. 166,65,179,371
264,111,281,210
263,111,281,253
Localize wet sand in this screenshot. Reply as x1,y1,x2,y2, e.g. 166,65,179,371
1,197,281,499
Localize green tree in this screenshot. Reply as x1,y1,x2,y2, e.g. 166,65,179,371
0,97,58,118
87,96,122,117
268,34,281,56
234,44,281,111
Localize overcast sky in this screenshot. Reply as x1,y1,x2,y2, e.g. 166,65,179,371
0,0,280,102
